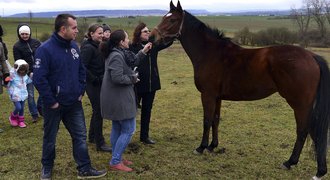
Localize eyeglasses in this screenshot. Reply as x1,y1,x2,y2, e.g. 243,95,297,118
141,30,150,33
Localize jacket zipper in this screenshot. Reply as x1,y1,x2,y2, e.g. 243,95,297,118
149,56,152,92
27,42,34,64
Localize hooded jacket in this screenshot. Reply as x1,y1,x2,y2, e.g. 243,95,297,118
33,33,86,108
13,23,41,74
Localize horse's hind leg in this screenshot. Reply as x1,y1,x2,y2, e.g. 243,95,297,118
283,109,309,169
309,128,327,178
207,100,221,152
195,94,217,154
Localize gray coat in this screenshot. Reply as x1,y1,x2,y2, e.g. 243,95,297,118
100,47,145,121
0,42,9,94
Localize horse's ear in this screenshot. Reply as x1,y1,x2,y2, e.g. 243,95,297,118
170,0,176,10
177,1,183,12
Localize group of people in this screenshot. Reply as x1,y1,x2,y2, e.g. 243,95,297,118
0,23,42,131
0,12,172,179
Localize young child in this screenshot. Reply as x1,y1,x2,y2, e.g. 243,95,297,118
5,59,32,128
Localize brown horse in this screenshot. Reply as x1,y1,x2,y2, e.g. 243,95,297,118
150,1,330,179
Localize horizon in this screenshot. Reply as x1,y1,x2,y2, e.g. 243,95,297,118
0,0,302,16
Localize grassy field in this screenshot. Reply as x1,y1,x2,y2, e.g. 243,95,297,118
0,16,330,179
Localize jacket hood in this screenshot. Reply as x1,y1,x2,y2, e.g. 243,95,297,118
16,23,31,41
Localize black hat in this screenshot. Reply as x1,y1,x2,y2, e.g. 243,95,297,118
0,25,3,37
102,24,111,32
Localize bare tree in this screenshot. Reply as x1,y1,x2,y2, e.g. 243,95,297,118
28,10,33,24
291,3,311,47
309,0,327,38
325,0,330,25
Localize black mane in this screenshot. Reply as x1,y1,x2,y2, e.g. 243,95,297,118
184,11,229,41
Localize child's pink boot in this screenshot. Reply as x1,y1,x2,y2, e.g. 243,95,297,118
18,116,27,128
9,112,18,127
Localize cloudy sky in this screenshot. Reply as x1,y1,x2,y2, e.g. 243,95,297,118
0,0,303,16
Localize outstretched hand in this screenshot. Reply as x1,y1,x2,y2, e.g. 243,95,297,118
142,42,152,54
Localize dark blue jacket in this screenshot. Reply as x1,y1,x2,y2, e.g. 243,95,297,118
33,33,86,108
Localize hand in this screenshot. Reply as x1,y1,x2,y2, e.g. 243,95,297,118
29,72,33,79
131,73,140,84
78,95,83,101
142,42,152,54
51,102,59,109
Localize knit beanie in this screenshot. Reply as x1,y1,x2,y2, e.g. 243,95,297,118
102,24,111,32
19,25,30,35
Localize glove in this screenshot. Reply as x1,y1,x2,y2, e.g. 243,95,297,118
4,76,11,85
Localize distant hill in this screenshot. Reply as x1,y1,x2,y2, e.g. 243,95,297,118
9,9,211,18
8,9,291,18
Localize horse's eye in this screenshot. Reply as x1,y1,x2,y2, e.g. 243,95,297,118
170,19,176,23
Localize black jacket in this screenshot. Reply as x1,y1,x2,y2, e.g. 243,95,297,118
129,41,172,93
80,39,104,84
13,23,41,74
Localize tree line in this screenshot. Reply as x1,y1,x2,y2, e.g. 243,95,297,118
234,0,330,47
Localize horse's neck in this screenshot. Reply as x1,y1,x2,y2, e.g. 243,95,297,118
180,31,223,66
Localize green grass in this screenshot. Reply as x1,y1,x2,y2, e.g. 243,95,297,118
0,16,330,179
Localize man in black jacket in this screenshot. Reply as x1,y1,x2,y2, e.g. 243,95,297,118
13,23,41,122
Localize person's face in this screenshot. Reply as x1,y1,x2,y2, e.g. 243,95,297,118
20,33,30,41
140,27,150,42
120,32,129,49
103,30,111,40
91,27,103,43
62,17,78,40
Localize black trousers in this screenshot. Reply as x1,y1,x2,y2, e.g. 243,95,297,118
86,82,105,147
138,91,156,140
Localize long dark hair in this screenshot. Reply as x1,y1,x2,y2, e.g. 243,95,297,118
100,29,126,58
131,22,146,46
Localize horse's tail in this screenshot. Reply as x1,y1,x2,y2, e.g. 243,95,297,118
311,55,330,161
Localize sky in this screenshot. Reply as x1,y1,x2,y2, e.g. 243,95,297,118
0,0,303,16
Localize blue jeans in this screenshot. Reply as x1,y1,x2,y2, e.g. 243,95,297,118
110,118,136,165
41,101,91,171
13,101,25,116
27,83,38,118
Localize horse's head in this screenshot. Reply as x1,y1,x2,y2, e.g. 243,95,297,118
150,0,184,45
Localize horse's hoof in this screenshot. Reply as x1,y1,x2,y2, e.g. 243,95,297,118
312,176,322,180
193,149,203,155
281,164,290,170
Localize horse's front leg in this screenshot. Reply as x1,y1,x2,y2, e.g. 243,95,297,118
207,100,221,152
194,93,217,154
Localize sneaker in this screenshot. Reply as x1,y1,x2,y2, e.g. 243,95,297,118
32,115,39,123
40,166,52,180
109,162,133,172
122,159,133,166
77,167,107,179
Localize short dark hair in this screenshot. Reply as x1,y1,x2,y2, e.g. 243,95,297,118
54,14,77,33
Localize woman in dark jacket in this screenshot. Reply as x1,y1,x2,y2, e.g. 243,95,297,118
13,23,41,122
80,24,111,152
130,22,172,144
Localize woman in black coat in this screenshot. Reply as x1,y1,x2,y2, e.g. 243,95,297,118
80,24,111,152
130,22,172,144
